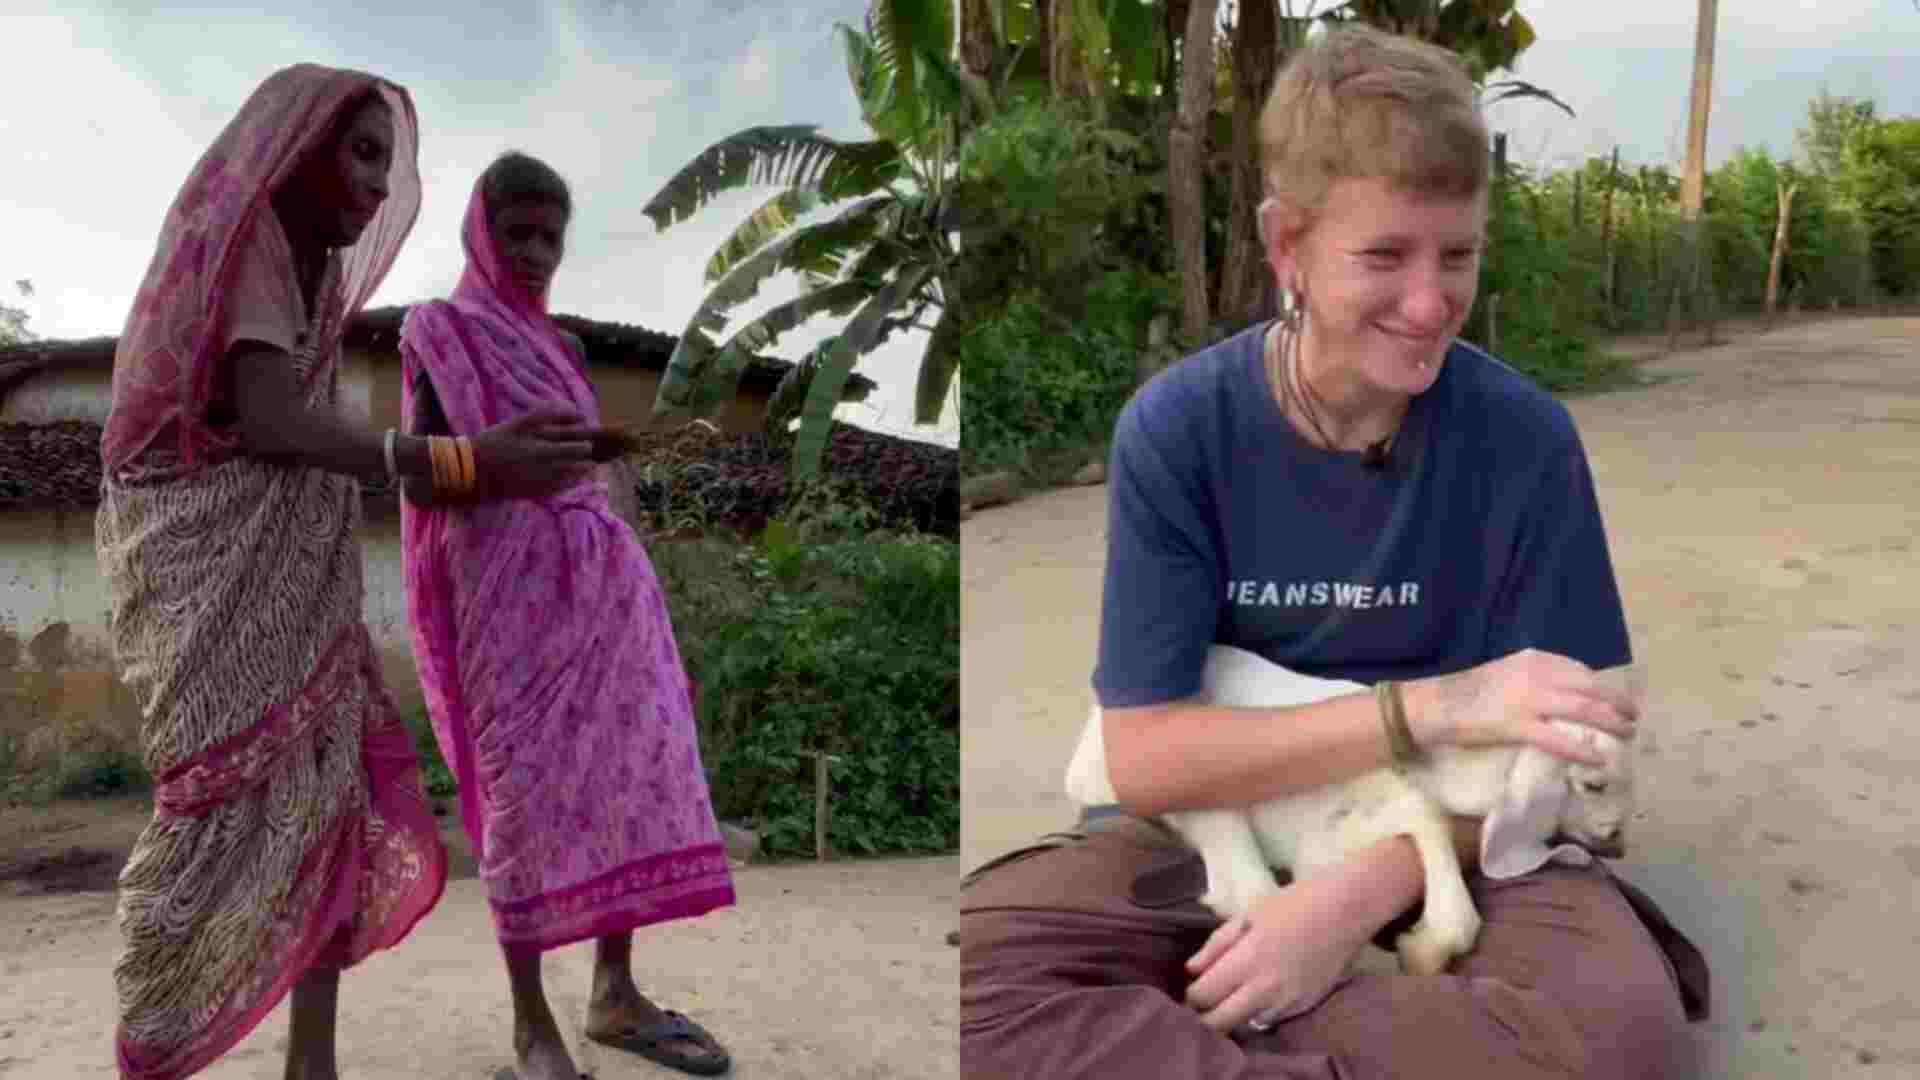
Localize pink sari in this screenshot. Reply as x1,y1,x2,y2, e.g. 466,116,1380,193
397,177,735,953
95,65,445,1080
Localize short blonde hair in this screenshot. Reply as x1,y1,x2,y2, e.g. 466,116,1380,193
1258,25,1489,222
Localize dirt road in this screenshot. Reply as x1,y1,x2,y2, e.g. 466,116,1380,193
0,798,958,1079
962,315,1920,1078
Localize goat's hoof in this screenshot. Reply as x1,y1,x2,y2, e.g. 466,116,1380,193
1396,920,1478,976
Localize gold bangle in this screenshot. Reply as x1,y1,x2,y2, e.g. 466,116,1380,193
430,435,453,493
455,436,476,494
1376,680,1423,768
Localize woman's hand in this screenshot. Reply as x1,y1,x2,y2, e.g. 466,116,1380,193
1403,648,1639,767
461,408,599,496
469,408,597,473
1183,834,1425,1033
1184,892,1365,1034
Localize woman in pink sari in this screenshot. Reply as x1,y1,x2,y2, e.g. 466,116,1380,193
398,152,737,1080
98,69,602,1080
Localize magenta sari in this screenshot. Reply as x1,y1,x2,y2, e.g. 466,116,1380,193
397,178,735,953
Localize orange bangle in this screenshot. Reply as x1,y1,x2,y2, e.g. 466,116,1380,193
455,436,476,494
429,435,453,493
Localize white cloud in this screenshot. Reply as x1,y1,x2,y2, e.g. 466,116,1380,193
736,36,780,98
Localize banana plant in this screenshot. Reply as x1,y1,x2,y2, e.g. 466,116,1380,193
643,0,969,485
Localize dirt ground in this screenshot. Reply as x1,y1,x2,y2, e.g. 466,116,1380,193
962,314,1920,1078
0,797,958,1079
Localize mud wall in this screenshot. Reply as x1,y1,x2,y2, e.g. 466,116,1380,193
0,510,425,773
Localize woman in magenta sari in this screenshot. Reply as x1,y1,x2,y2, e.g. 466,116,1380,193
398,152,737,1080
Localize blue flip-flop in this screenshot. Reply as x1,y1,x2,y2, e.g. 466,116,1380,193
587,1010,731,1077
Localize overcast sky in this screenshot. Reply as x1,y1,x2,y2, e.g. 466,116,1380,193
1490,0,1919,174
4,0,1916,450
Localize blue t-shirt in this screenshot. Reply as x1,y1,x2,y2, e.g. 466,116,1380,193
1092,322,1632,709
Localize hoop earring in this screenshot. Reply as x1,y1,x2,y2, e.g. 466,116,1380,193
1279,282,1308,332
1277,287,1297,331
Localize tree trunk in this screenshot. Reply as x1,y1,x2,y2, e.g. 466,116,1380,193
1169,0,1221,347
1666,0,1718,352
1219,0,1279,330
957,0,1000,101
1051,0,1095,101
1765,179,1798,325
955,0,1002,125
1600,148,1619,323
1473,131,1508,348
1033,0,1055,90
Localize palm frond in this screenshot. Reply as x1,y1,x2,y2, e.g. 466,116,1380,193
790,264,938,484
643,125,901,232
841,20,971,165
1484,79,1575,119
913,306,963,424
652,197,894,418
715,278,876,387
705,189,827,283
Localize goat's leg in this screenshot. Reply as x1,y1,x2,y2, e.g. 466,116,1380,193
1162,809,1283,922
1392,813,1484,977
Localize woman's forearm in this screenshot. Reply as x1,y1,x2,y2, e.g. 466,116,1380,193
1105,673,1462,818
1106,690,1400,817
1324,834,1428,940
230,346,434,482
239,398,433,481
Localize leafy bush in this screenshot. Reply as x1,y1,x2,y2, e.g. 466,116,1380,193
961,267,1178,480
400,707,458,801
655,532,959,859
0,735,149,805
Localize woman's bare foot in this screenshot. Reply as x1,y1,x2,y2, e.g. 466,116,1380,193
504,947,581,1080
512,1008,580,1080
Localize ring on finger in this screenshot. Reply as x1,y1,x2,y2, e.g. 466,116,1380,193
1247,1008,1282,1033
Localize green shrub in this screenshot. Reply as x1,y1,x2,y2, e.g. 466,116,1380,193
960,267,1178,480
0,734,150,806
658,532,960,860
400,707,458,800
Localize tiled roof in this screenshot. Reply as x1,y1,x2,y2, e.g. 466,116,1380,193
0,305,878,399
0,421,104,509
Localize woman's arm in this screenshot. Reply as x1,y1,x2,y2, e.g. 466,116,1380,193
228,340,434,480
226,340,599,493
1105,688,1424,819
400,364,456,508
1106,648,1625,819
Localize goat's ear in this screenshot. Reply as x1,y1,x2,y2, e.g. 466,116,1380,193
1480,748,1591,880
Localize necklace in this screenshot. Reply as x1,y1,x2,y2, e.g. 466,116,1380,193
1265,320,1396,463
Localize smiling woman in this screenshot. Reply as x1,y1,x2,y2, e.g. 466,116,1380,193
958,25,1710,1080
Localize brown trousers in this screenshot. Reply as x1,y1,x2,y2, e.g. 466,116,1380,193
959,817,1710,1080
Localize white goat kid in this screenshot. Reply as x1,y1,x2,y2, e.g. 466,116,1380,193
1063,645,1637,979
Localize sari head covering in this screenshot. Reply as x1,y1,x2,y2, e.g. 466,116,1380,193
100,62,421,475
397,170,734,953
98,64,445,1080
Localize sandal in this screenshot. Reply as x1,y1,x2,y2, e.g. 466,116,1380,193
588,1010,730,1076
